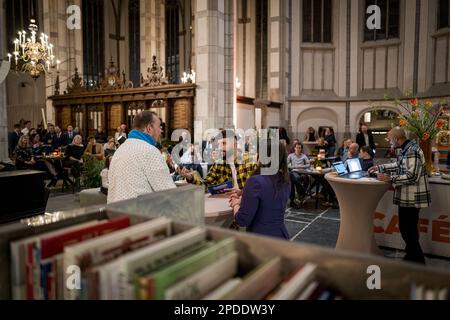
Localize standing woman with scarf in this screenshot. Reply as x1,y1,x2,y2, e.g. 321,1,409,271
107,111,175,203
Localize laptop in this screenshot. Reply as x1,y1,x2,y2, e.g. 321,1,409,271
346,158,369,179
332,159,368,179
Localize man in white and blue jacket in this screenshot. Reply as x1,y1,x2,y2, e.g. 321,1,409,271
369,127,431,264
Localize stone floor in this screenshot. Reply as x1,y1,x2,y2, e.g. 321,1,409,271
45,186,450,272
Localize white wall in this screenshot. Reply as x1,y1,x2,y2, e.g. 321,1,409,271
236,103,255,130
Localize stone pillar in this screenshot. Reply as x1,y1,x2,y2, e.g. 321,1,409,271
140,0,165,75
194,0,235,143
0,0,10,161
268,0,290,129
43,0,83,125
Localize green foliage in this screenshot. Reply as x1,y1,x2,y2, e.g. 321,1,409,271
82,155,104,189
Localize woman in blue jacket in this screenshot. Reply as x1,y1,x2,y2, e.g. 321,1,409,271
229,140,290,239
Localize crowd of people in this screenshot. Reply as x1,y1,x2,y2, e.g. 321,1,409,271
5,121,132,191
5,116,432,264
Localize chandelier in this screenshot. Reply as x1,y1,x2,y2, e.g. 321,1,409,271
7,19,59,79
181,70,196,84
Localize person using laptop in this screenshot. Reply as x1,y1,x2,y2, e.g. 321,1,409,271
360,146,374,171
369,127,431,264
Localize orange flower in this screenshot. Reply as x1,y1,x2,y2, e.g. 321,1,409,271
436,119,445,129
425,100,433,108
399,118,408,127
422,133,430,141
410,98,418,107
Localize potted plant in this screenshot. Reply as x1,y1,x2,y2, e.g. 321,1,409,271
82,155,104,189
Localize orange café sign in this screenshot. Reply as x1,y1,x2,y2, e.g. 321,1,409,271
374,185,450,257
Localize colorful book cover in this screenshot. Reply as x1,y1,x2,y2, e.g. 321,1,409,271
87,227,207,300
10,220,100,300
223,257,282,300
139,237,236,300
207,181,233,195
63,217,172,300
202,278,242,300
164,251,238,300
40,216,130,260
269,263,317,300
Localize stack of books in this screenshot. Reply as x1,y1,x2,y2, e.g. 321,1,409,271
9,216,342,300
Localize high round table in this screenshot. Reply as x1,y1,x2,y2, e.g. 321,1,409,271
325,172,390,255
204,193,234,228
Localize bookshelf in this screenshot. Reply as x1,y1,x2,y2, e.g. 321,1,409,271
0,186,449,300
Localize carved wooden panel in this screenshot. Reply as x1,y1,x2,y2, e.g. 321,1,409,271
171,98,192,131
59,106,72,129
109,103,123,133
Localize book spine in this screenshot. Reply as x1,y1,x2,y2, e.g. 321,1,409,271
26,242,34,300
41,216,130,259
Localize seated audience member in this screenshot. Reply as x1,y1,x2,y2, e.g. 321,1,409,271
181,130,258,190
14,135,58,186
95,126,108,144
180,144,204,178
287,142,311,209
346,143,360,160
115,126,127,146
64,135,85,183
104,137,117,157
315,137,328,155
229,141,290,239
360,146,374,171
304,127,317,142
85,136,104,160
44,124,56,146
14,135,34,170
8,124,23,157
53,126,66,149
21,120,32,136
66,125,75,144
337,139,352,162
31,134,43,156
100,156,111,195
288,139,300,154
447,150,450,170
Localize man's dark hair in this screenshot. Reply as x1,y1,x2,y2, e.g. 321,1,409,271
133,110,158,130
360,145,374,158
24,120,31,125
14,124,21,129
216,129,238,141
88,136,95,140
294,142,304,149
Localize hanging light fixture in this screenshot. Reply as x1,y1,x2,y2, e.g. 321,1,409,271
7,8,59,80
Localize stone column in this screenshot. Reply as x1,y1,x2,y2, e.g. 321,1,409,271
268,0,290,129
43,0,83,124
0,0,10,161
194,0,235,143
140,0,165,75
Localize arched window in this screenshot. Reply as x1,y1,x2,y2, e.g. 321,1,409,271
438,0,450,30
302,0,332,43
256,0,268,99
129,0,141,87
82,0,105,88
165,0,180,83
364,0,399,42
5,0,38,53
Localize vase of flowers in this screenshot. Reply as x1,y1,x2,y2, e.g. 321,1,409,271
390,97,448,176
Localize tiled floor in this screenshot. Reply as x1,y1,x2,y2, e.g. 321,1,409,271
45,188,450,271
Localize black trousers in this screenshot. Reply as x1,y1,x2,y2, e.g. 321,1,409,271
398,206,425,264
289,171,308,201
